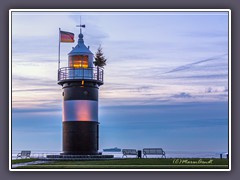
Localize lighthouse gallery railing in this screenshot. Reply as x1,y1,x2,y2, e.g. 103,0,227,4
58,67,103,83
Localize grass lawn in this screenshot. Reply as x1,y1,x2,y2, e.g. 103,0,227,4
14,158,229,169
12,158,39,164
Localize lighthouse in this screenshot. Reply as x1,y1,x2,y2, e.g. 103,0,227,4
57,28,104,155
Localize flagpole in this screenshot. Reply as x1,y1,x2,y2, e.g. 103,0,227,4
58,28,61,70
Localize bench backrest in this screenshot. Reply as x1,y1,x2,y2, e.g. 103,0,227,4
21,151,31,156
143,148,164,155
122,149,137,155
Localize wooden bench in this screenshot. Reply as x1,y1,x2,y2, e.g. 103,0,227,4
17,151,31,159
143,148,166,158
122,149,138,158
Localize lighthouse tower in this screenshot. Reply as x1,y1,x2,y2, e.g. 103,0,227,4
58,29,103,155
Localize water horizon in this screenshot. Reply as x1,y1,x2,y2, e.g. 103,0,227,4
11,149,228,159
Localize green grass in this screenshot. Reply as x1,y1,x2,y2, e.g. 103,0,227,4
12,158,39,164
14,158,229,169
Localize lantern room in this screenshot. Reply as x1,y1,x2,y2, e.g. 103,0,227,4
58,30,103,85
69,55,88,68
68,32,94,68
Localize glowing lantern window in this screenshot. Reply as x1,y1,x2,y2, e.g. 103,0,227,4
69,55,88,68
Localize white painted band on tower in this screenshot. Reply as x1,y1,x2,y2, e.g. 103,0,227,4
63,100,98,122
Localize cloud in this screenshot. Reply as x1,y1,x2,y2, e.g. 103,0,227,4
12,13,75,38
174,74,228,80
12,75,56,87
181,31,228,38
164,53,228,74
172,92,192,98
12,88,56,92
11,12,229,109
12,107,61,113
205,86,228,93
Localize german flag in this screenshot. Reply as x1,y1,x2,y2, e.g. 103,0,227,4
60,30,74,43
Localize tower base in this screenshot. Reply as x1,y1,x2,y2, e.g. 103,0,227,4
45,154,114,161
63,121,99,155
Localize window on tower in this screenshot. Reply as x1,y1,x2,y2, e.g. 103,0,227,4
69,55,88,68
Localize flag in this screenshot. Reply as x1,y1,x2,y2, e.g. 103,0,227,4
60,30,74,43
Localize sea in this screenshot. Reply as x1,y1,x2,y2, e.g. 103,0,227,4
11,150,228,159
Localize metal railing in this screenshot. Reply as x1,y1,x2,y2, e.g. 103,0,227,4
58,67,103,84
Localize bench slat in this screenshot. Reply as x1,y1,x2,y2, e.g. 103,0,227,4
122,149,138,158
143,148,166,158
17,151,31,159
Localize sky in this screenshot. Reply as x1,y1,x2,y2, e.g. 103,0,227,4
11,11,229,153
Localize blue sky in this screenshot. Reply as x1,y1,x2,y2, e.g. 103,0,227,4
11,11,229,153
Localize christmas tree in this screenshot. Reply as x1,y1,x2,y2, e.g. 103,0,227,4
94,45,107,68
